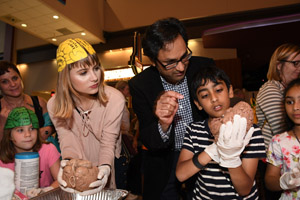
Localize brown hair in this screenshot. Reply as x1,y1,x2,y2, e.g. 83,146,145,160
115,81,128,91
52,54,108,118
267,43,300,81
0,128,42,163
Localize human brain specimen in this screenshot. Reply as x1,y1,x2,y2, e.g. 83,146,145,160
62,159,99,192
209,101,254,141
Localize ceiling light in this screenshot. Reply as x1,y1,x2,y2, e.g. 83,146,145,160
81,32,86,36
53,15,59,19
21,24,27,27
52,38,57,41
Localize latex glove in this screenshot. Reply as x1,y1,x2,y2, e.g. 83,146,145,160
204,142,219,163
57,160,75,193
76,165,111,196
280,164,300,190
26,186,54,198
217,115,254,168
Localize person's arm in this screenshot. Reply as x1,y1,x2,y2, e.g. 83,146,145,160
49,158,60,188
176,148,211,182
129,77,166,150
216,117,266,196
129,75,181,151
265,163,282,191
132,121,139,152
228,158,259,196
0,105,10,140
38,96,55,140
98,88,125,166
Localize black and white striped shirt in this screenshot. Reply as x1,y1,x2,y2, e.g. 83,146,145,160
182,119,266,200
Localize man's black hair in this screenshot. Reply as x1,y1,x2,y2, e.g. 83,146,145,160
190,64,231,102
142,17,188,62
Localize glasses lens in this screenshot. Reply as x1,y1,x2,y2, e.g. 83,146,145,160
165,62,178,70
182,53,192,63
294,61,300,67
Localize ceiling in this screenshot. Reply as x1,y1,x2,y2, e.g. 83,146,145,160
0,0,101,46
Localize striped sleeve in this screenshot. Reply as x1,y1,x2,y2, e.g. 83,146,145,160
256,80,287,148
242,124,266,159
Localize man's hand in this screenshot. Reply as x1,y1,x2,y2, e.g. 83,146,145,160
154,91,183,132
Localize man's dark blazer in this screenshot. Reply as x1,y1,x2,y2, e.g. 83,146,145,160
128,56,214,199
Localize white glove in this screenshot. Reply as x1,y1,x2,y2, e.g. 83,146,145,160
77,165,111,196
280,165,300,190
217,115,254,168
204,142,219,163
26,187,54,198
57,160,76,193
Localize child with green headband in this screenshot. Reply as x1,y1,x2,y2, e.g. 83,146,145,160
47,38,125,195
0,107,60,197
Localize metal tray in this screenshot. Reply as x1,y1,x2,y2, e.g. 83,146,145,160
30,187,128,200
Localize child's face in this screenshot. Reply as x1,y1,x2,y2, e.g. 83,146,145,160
69,64,101,97
285,85,300,125
194,79,233,118
10,124,37,153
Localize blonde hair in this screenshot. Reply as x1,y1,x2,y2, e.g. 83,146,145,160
115,81,128,91
53,54,108,118
267,43,300,81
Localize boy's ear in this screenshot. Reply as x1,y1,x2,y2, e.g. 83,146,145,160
229,85,234,98
194,100,203,110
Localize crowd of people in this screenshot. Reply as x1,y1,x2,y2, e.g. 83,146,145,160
0,16,300,200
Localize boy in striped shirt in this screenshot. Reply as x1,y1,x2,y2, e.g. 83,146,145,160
176,65,265,199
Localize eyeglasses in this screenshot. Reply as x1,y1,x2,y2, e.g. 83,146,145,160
280,60,300,68
156,47,192,70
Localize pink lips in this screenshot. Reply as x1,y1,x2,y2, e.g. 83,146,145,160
90,84,98,89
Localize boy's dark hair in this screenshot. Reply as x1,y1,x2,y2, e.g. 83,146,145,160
284,78,300,131
142,17,188,62
0,61,21,76
191,64,231,102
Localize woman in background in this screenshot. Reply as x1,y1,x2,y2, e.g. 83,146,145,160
0,61,54,141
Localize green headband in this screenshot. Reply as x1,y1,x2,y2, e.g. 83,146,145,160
4,107,39,129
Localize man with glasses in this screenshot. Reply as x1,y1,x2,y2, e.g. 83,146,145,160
129,17,214,200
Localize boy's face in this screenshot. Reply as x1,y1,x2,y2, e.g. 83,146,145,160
10,124,37,153
194,79,233,118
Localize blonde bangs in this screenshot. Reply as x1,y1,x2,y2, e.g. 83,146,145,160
53,54,108,118
267,44,300,81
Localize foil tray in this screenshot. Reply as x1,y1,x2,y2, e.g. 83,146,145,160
30,187,128,200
